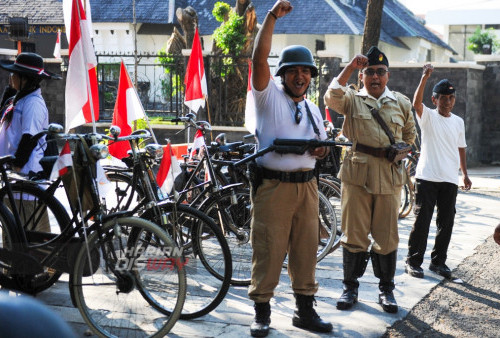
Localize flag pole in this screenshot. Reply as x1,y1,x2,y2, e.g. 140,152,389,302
204,97,213,140
137,96,158,144
75,0,97,134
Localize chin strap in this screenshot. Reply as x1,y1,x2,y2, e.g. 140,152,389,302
282,81,309,99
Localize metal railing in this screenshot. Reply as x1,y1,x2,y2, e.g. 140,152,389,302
95,53,321,126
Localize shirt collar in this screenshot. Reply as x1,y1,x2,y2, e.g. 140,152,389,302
356,86,396,103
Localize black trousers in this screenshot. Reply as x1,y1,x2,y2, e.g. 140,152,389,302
407,179,458,267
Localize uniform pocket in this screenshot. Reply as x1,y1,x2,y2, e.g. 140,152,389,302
352,112,373,136
339,156,368,187
390,115,404,138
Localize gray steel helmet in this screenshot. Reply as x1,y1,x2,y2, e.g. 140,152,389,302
275,45,318,78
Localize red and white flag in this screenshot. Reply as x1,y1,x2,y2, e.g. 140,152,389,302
63,0,99,131
50,141,73,180
53,29,61,59
184,28,207,113
244,60,256,134
189,129,205,159
108,61,146,159
156,143,182,195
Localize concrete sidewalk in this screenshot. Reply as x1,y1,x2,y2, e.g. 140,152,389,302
39,166,500,337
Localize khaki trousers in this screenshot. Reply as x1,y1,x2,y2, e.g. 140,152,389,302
341,183,400,255
248,178,319,303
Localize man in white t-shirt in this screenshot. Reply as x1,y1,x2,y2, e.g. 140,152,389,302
405,64,472,280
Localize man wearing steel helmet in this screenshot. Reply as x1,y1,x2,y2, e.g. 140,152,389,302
405,64,472,280
324,47,416,314
247,1,331,336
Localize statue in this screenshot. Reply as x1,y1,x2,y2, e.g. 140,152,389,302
166,6,198,54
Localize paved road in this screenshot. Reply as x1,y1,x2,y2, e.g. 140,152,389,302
31,167,500,337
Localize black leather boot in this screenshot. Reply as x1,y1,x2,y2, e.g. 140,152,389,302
292,294,333,333
371,250,398,313
337,248,369,310
250,302,271,337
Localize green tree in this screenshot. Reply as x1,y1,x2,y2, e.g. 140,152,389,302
212,2,245,58
467,27,500,54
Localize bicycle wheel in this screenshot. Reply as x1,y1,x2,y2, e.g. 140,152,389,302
0,202,22,290
317,179,342,255
317,191,338,262
141,203,232,319
198,187,252,286
71,216,186,337
105,172,144,213
0,181,70,294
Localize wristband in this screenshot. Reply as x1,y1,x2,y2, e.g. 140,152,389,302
267,10,278,20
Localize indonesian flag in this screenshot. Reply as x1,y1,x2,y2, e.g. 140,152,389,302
189,129,205,159
53,29,61,59
244,60,256,134
184,28,207,113
325,107,333,123
156,143,182,195
50,141,73,180
63,0,99,131
108,61,146,159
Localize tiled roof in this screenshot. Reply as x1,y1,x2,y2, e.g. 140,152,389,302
0,0,452,51
0,0,64,24
182,0,451,51
90,0,174,24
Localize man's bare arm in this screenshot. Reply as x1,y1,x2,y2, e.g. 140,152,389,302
413,64,433,118
459,147,472,190
252,0,292,91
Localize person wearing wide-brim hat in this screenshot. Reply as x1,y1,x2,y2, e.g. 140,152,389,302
0,52,61,233
0,52,61,176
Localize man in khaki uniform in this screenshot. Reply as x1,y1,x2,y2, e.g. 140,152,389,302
324,46,416,313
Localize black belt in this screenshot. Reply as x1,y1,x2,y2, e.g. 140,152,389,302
356,143,388,158
262,168,315,183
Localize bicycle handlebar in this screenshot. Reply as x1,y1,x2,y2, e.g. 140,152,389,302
169,114,212,131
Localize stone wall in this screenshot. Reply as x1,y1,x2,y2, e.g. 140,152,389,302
476,57,500,165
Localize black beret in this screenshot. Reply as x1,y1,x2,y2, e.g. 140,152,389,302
365,46,389,67
432,79,456,95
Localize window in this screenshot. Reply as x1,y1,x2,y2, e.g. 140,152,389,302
315,40,325,52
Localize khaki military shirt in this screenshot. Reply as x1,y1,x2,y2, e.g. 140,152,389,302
324,84,416,194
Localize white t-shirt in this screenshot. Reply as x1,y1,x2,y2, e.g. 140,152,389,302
415,104,466,185
252,79,327,171
0,88,48,174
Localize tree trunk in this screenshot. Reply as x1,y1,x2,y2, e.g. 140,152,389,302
361,0,385,54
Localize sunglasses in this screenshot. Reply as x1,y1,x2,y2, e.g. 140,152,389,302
363,68,388,76
295,103,302,124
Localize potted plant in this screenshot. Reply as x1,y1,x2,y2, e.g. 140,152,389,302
467,27,499,55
